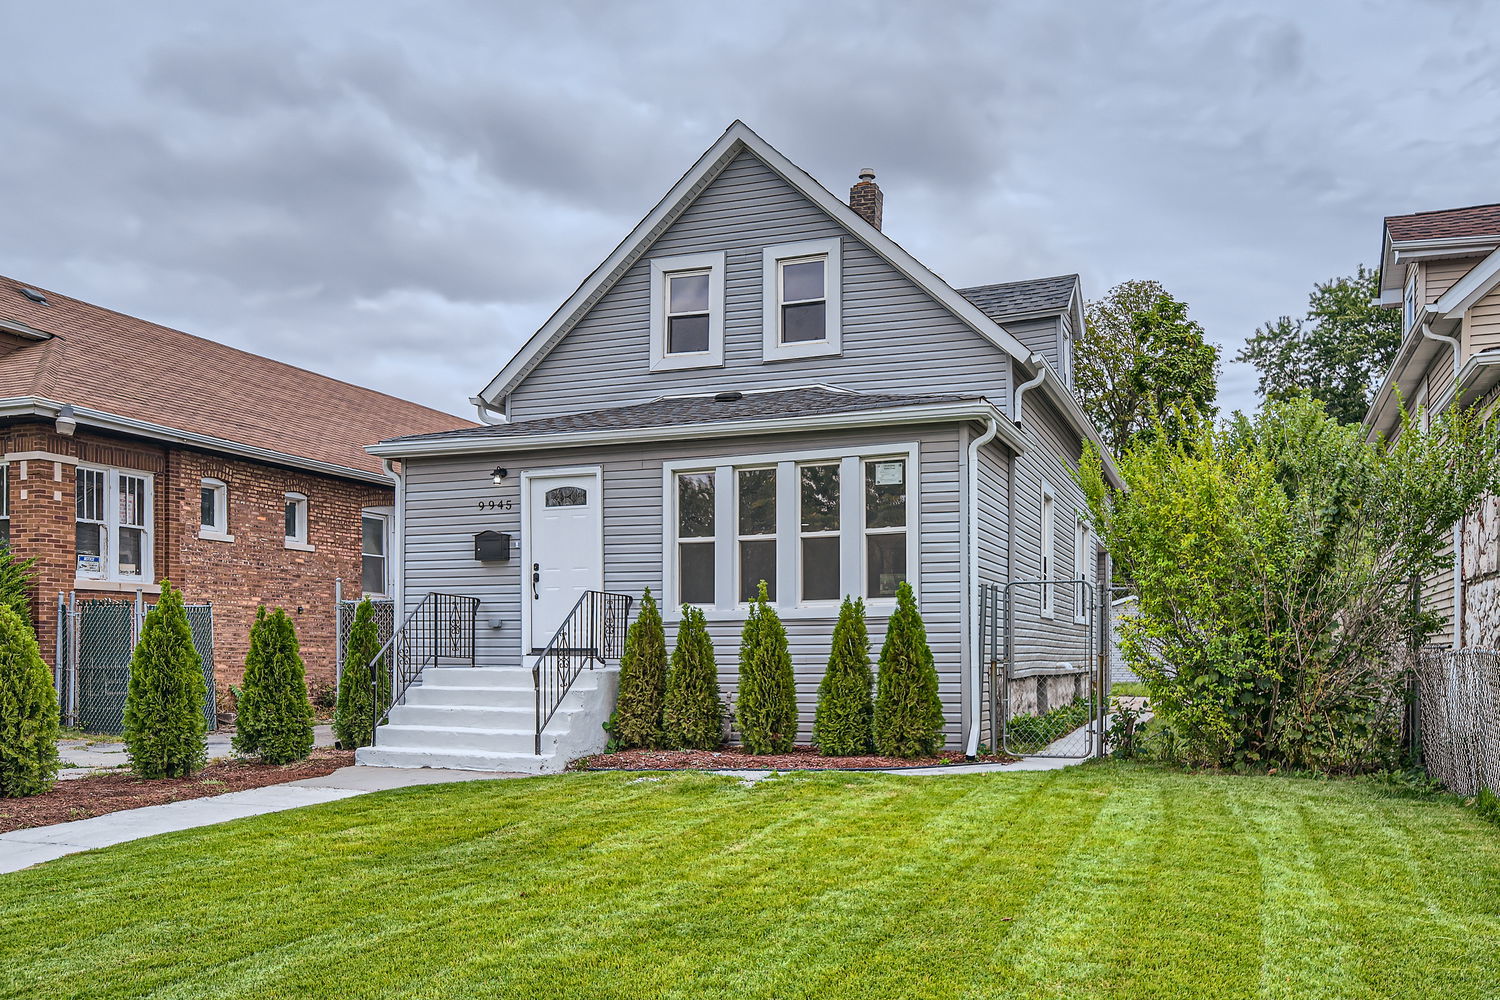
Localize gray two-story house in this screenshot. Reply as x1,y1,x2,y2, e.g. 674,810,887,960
357,122,1121,772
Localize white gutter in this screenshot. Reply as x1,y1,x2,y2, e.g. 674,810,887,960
0,396,392,484
1419,321,1465,649
369,398,1025,459
382,458,405,615
964,414,1000,758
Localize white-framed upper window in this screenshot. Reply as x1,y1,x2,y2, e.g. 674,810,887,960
664,443,916,618
199,478,230,540
1040,484,1056,618
1073,515,1092,624
762,238,842,361
0,463,9,550
1413,377,1430,434
76,465,153,583
284,492,310,548
1404,266,1419,333
649,251,725,371
361,511,388,595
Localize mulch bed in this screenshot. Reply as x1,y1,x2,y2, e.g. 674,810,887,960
576,746,1019,771
0,748,355,834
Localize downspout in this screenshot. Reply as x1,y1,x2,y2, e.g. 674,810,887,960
965,413,1000,759
381,458,405,616
1012,354,1048,422
1420,321,1464,648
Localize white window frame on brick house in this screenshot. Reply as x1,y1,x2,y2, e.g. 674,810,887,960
75,464,154,585
360,509,389,596
284,492,313,551
0,463,9,550
649,251,725,372
1039,482,1056,619
661,441,918,621
199,478,233,542
762,237,842,361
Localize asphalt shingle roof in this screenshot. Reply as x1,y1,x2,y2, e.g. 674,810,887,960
385,387,987,445
957,274,1078,323
1386,204,1500,243
0,274,473,477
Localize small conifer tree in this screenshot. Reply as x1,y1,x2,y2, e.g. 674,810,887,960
613,588,667,748
0,545,36,627
872,581,945,758
0,604,60,797
813,596,874,756
123,581,207,778
233,607,315,764
737,581,797,754
661,605,723,749
333,598,390,749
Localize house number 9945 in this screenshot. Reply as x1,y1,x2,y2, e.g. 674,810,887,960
477,499,514,511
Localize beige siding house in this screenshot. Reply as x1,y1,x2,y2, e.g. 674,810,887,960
1367,203,1500,648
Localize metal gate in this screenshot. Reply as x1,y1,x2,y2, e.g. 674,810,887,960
55,592,217,733
980,578,1106,758
334,589,395,684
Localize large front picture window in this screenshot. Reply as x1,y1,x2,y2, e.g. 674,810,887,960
76,465,153,582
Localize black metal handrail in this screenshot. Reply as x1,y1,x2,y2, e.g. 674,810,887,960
368,592,480,745
533,590,632,754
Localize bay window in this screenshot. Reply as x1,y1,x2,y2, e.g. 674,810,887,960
76,465,153,583
666,444,916,614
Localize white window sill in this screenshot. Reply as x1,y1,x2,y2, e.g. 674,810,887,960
649,353,724,373
284,539,316,552
763,339,841,363
664,599,902,624
198,529,236,543
75,578,161,595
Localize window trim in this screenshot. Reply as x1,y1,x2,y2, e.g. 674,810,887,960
75,463,155,585
1404,266,1419,333
360,509,390,597
198,478,233,542
649,251,725,371
762,238,842,361
662,442,917,621
0,462,9,550
284,491,313,551
1073,514,1092,625
1039,482,1056,619
797,461,842,605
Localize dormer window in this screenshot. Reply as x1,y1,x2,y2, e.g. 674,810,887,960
650,251,725,371
763,238,842,361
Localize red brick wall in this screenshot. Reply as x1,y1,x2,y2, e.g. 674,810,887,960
3,422,391,705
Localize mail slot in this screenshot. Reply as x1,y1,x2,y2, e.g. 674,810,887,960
474,530,511,562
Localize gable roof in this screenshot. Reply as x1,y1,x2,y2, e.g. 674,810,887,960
958,275,1079,324
0,274,471,481
475,121,1036,407
1386,203,1500,243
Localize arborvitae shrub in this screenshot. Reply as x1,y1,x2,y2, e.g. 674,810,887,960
737,581,797,754
872,581,945,758
0,604,60,797
813,596,874,756
662,605,723,749
613,589,667,748
123,581,207,778
233,607,315,764
0,545,36,628
333,598,390,749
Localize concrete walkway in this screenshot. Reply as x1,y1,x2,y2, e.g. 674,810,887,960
0,765,519,875
57,725,339,779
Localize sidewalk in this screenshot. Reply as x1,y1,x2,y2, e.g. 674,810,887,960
0,765,520,874
57,725,338,779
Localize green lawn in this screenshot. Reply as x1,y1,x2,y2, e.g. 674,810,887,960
2,763,1497,1000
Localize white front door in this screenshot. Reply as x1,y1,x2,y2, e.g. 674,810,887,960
525,472,602,650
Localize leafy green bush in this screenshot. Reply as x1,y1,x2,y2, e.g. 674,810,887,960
123,582,207,778
333,598,390,749
813,597,874,756
232,607,314,764
1080,395,1500,772
613,589,667,749
661,605,723,750
872,582,944,758
737,581,797,754
0,604,59,797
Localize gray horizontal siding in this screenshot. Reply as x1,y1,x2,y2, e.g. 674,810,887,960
401,423,971,746
507,151,1011,417
1000,316,1062,377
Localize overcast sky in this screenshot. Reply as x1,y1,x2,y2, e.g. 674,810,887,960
3,1,1496,419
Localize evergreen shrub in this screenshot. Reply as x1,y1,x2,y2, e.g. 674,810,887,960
0,604,60,797
813,596,874,756
333,598,390,749
872,581,944,758
613,589,667,748
233,607,315,764
123,581,207,778
737,581,797,754
662,605,723,749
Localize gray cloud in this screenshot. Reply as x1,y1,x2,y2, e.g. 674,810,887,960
0,0,1494,418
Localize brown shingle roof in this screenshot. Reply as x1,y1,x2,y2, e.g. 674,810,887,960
0,275,473,478
1386,203,1500,242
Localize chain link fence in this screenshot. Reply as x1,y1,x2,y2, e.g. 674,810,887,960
55,592,217,734
1413,646,1500,796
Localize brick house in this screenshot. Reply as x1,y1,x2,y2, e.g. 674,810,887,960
0,274,470,701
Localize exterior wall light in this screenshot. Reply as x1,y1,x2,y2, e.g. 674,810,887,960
490,466,508,485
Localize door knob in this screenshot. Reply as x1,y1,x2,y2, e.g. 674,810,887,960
532,563,540,601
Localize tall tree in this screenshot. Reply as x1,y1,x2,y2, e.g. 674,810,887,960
1237,265,1401,425
1076,280,1220,454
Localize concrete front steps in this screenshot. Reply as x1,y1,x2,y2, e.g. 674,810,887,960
355,664,618,774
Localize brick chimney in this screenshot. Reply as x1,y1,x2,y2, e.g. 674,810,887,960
849,167,883,231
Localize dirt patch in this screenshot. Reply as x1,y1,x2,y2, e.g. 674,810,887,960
0,748,355,833
576,745,1019,771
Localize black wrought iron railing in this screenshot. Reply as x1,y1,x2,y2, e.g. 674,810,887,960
533,590,632,754
368,592,480,745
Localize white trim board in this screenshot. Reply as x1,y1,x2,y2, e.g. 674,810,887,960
519,465,604,658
